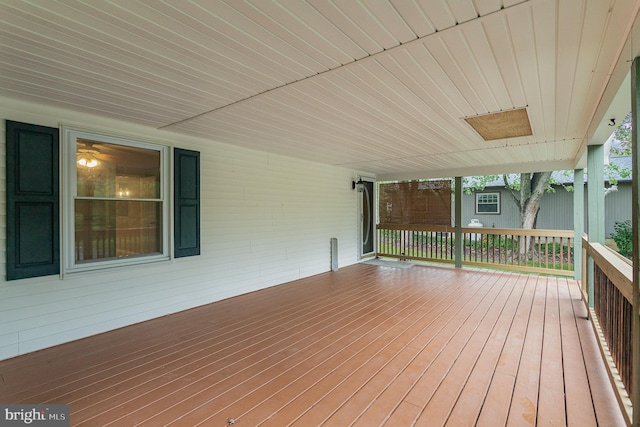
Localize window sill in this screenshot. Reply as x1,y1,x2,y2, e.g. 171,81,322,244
62,254,171,278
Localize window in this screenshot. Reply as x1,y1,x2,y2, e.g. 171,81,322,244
475,192,500,214
62,127,170,273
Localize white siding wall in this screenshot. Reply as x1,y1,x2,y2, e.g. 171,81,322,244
0,98,362,360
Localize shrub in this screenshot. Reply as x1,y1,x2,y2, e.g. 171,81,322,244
611,220,632,257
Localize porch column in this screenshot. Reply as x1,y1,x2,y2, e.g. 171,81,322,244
573,168,584,281
455,176,462,268
631,55,640,426
587,144,605,308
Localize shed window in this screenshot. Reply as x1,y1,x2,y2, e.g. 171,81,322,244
475,192,500,214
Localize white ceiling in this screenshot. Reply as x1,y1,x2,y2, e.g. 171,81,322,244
1,0,639,179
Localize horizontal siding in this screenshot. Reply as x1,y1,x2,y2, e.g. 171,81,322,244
0,98,362,360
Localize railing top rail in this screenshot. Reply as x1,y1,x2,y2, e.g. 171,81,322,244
376,224,450,232
583,237,633,304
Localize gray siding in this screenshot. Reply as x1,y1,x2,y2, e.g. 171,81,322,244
462,184,631,237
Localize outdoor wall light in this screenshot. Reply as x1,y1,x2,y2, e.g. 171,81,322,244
352,178,363,190
352,178,364,192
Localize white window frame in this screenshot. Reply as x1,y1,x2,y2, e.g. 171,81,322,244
475,192,501,214
61,126,171,275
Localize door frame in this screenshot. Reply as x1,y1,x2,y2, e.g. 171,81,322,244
357,176,376,260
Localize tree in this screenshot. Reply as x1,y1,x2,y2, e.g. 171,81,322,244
612,112,632,156
503,172,553,229
606,112,633,185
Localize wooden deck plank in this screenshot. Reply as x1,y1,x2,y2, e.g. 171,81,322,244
72,301,383,422
352,271,511,426
186,283,444,426
442,272,527,426
80,273,413,425
506,275,547,426
412,272,521,426
557,277,598,426
319,270,494,427
337,270,497,425
0,263,626,427
301,270,492,427
536,277,566,426
474,274,537,427
244,269,463,426
107,268,453,426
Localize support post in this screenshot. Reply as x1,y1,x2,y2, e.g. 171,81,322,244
631,55,640,427
455,176,462,268
573,168,584,281
587,144,605,308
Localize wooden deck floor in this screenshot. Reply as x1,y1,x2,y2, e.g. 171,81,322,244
0,263,626,426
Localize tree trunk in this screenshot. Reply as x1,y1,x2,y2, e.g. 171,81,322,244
520,171,551,229
504,171,552,258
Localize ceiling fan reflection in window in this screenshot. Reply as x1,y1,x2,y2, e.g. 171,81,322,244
76,140,117,168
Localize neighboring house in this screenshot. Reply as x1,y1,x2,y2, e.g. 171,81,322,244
463,156,632,238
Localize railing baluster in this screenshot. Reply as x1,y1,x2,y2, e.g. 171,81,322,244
434,230,438,260
538,235,543,268
517,236,521,266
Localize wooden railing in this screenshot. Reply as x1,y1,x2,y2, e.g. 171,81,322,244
376,224,574,276
582,237,633,423
377,224,454,264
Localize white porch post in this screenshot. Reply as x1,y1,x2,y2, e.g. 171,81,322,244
587,144,605,308
455,176,462,268
573,169,584,281
631,55,640,426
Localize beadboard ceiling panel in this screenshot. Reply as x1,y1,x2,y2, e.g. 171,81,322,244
1,0,639,179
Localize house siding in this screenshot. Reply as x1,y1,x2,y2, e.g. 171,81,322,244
463,185,631,237
0,98,362,360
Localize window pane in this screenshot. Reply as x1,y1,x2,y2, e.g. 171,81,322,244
75,200,162,262
478,194,497,204
477,204,498,213
77,139,161,199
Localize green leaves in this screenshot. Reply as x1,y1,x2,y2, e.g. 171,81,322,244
611,220,632,257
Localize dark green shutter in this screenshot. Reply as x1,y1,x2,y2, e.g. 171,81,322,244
174,148,200,258
6,121,60,280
